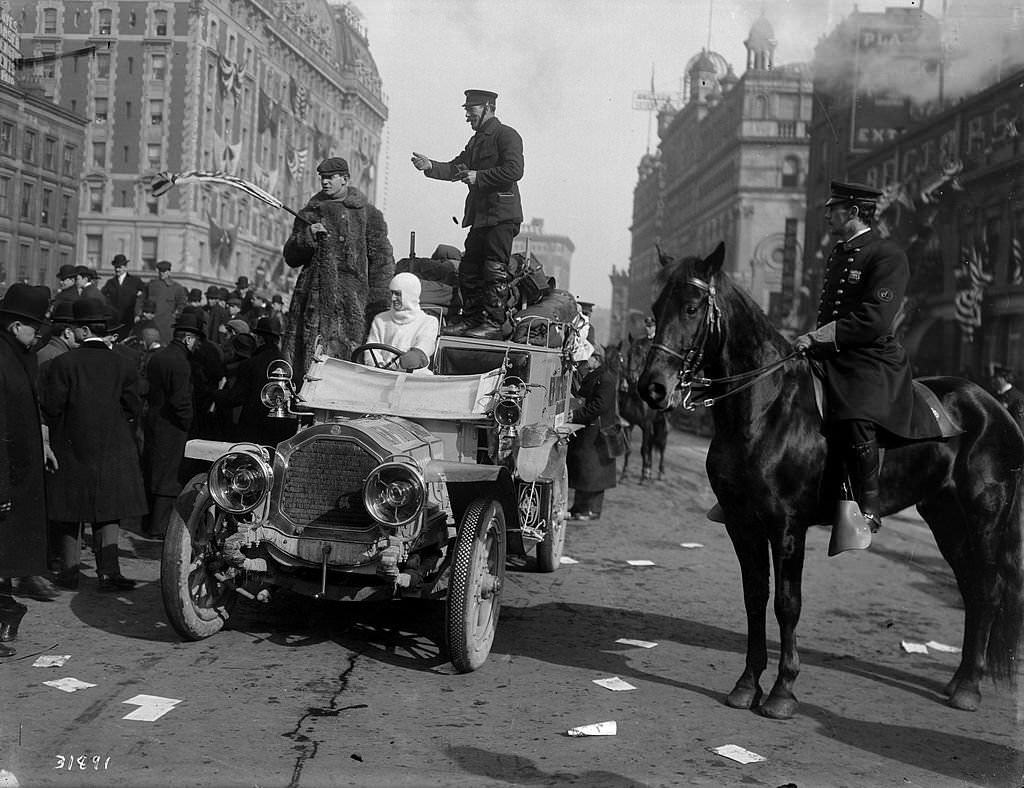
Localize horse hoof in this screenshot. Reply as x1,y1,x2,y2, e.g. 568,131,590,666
726,685,762,709
947,687,980,711
758,694,798,720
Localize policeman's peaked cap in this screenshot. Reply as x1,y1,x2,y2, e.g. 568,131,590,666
462,89,497,107
825,180,882,207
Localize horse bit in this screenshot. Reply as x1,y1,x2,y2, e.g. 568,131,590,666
648,275,798,411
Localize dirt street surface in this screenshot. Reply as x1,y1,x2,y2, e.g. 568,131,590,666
1,430,1022,788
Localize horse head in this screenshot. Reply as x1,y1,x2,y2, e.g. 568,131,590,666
639,242,727,411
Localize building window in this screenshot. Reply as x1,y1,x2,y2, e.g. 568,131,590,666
96,52,110,78
0,176,8,214
38,48,56,79
151,53,166,80
17,244,31,283
0,122,12,156
85,235,102,268
42,8,58,34
92,141,105,167
754,95,768,118
62,144,74,175
98,8,112,35
41,189,52,225
781,155,800,188
20,182,34,220
154,9,168,36
146,195,159,215
125,101,132,119
39,247,50,283
147,143,162,170
94,97,108,124
127,56,133,74
778,121,797,138
60,193,71,229
149,98,164,125
88,184,103,212
43,137,56,170
141,236,157,270
22,130,36,163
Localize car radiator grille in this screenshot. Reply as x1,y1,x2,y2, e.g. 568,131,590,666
280,438,379,530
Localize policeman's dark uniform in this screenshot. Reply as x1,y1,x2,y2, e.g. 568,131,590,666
803,181,915,530
421,89,524,338
993,367,1024,431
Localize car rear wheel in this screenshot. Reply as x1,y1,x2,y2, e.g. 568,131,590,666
445,497,506,672
161,475,237,640
536,464,568,573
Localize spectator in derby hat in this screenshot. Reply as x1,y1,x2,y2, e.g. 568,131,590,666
566,345,618,522
36,300,79,370
225,295,243,322
143,311,204,538
991,365,1024,431
214,317,294,445
282,155,394,377
204,285,229,342
142,260,186,345
187,288,204,308
231,276,255,315
40,297,146,591
178,305,224,441
74,266,103,302
101,254,145,340
53,265,79,312
412,89,524,339
0,284,58,652
128,299,158,342
269,293,286,333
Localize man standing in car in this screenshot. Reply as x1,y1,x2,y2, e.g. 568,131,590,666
411,89,524,339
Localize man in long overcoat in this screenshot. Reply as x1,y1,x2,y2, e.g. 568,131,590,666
143,260,186,344
795,181,916,535
0,284,54,655
567,348,619,521
41,298,147,591
143,312,203,537
281,156,394,378
101,253,145,340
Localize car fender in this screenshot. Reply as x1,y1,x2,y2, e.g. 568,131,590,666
423,460,524,555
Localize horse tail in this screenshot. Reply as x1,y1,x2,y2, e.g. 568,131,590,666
988,469,1024,686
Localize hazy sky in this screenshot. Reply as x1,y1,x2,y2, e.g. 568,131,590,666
356,0,1011,309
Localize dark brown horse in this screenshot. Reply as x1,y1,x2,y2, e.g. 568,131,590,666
607,337,668,483
638,242,1023,719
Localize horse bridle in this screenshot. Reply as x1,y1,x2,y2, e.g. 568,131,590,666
649,274,797,410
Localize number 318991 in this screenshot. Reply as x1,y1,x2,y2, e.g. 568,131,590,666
54,755,111,770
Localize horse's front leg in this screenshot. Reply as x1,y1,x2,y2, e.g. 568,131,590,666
639,427,652,484
619,425,634,481
760,526,807,719
724,523,771,710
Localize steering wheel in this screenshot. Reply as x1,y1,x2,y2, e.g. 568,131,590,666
351,342,404,370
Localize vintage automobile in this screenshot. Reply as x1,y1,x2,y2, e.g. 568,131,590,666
160,331,577,672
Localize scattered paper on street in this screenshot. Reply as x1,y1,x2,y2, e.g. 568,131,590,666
122,694,182,722
710,744,766,764
901,640,929,654
32,655,71,668
559,556,579,565
43,677,96,693
592,676,637,691
925,640,962,653
626,559,655,566
0,768,20,787
679,542,704,549
115,596,134,606
154,622,167,628
567,720,617,737
615,638,658,649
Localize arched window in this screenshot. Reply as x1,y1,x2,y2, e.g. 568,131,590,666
97,8,112,35
754,95,768,119
781,155,800,188
42,7,57,34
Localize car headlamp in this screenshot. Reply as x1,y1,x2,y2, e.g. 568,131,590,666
208,447,274,514
363,460,425,527
494,376,526,427
261,360,294,418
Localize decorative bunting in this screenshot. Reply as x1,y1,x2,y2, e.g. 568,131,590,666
953,241,993,341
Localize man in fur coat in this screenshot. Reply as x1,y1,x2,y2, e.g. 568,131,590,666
281,157,394,377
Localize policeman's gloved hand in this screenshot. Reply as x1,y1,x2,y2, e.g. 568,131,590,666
397,348,429,372
794,322,837,360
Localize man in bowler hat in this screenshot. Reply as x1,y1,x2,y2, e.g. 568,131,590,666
794,181,916,540
991,365,1024,431
142,260,186,345
53,265,79,311
101,254,145,340
412,89,524,339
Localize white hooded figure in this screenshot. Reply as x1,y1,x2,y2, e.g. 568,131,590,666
365,272,439,374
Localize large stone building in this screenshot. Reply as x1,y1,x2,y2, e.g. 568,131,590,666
512,217,574,294
12,0,387,294
0,4,86,293
627,16,813,341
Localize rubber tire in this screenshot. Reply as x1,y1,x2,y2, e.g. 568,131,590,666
445,498,506,673
535,464,567,573
160,475,237,641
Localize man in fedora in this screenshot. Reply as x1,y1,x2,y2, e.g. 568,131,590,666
143,311,203,538
142,260,186,345
41,298,146,591
74,266,103,302
1,284,61,643
412,89,524,339
101,254,144,340
204,284,228,342
52,264,79,311
36,300,79,371
795,180,916,541
282,156,394,377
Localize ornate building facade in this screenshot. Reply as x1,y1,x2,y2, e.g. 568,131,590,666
12,0,387,294
512,216,574,293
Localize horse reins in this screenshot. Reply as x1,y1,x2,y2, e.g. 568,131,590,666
649,275,799,410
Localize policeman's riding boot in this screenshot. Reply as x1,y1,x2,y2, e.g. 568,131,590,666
828,440,880,556
461,279,511,340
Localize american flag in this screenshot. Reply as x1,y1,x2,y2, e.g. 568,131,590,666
953,242,994,341
150,170,285,211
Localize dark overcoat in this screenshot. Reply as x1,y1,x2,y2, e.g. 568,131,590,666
101,273,145,329
281,187,394,376
144,277,187,344
997,385,1024,431
41,340,148,522
0,331,47,577
426,116,524,229
144,340,194,496
567,366,619,493
213,342,295,446
815,229,915,441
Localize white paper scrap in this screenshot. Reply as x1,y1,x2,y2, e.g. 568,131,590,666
679,542,704,549
567,720,617,737
711,744,766,764
592,676,637,692
626,559,655,566
925,640,962,653
901,639,929,654
615,638,658,649
559,556,579,565
43,677,96,693
121,694,182,722
115,596,134,606
32,655,71,668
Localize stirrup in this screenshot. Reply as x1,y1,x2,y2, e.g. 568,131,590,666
707,502,726,523
828,500,873,556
